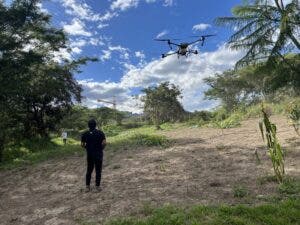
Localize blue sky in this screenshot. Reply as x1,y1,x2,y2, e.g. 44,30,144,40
38,0,245,112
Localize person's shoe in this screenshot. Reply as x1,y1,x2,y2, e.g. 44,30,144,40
85,186,91,192
95,186,102,192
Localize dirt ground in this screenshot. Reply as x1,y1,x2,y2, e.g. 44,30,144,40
0,116,299,225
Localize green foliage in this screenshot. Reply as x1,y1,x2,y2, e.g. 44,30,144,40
108,132,170,152
213,113,242,129
286,101,300,136
0,137,82,169
102,124,125,137
233,185,249,198
278,177,300,195
142,82,186,129
106,199,300,225
204,57,300,115
204,70,254,111
0,0,96,161
259,106,285,183
215,0,300,67
59,106,130,133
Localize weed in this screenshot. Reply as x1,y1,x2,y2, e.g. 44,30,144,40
233,185,249,198
278,177,300,195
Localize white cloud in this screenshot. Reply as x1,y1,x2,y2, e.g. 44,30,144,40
120,44,243,111
156,30,168,38
52,48,72,62
111,0,139,11
99,45,130,62
100,50,112,61
78,79,143,113
110,0,174,12
98,11,119,22
163,0,174,6
60,0,102,21
135,51,145,59
63,18,92,36
89,38,105,46
72,47,82,54
36,2,49,13
98,23,109,29
192,23,211,31
80,44,243,113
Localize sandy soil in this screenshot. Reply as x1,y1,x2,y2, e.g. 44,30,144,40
0,116,299,225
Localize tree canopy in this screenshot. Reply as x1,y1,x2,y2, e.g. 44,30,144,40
0,0,95,161
216,0,300,67
141,82,186,128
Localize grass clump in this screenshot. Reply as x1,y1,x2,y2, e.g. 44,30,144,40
106,199,300,225
278,177,300,195
233,185,249,198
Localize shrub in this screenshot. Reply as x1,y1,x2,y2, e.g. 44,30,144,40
286,101,300,136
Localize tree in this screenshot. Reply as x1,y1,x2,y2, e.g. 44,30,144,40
204,70,255,111
142,82,185,129
0,0,95,160
95,107,125,126
216,0,300,67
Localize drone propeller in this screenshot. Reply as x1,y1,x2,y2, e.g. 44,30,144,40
154,38,181,50
189,34,216,38
154,38,181,41
189,34,216,46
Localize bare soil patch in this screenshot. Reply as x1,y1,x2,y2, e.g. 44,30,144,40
0,116,299,225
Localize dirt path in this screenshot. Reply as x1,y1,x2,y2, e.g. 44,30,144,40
0,116,299,225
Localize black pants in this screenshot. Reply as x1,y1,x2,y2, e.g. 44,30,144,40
86,153,103,186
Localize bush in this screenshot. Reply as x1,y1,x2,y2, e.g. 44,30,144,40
102,124,125,137
108,132,170,152
286,101,300,136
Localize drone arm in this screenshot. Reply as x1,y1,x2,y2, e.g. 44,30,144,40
162,51,178,58
169,42,180,47
188,37,204,46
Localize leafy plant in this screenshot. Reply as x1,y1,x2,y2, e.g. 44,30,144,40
259,106,285,183
286,101,300,136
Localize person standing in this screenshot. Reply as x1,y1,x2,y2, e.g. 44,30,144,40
62,131,68,145
81,119,106,192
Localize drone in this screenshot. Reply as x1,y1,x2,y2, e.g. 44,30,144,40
155,34,216,58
